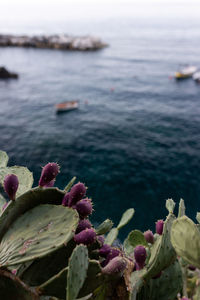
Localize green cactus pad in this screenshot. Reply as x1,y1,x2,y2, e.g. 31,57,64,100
67,245,89,300
0,268,39,300
38,266,68,299
96,219,113,235
0,204,78,266
0,150,9,167
0,166,33,198
129,269,146,300
142,259,182,300
78,260,102,298
104,228,119,245
20,239,76,286
0,192,6,212
165,198,175,214
171,216,200,268
178,198,185,218
124,230,148,255
196,212,200,224
0,187,65,240
64,177,76,193
117,208,135,230
144,213,176,280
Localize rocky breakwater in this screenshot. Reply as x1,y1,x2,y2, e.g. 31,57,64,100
0,34,108,51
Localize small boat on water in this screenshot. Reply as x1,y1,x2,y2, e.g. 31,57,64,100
55,100,79,113
175,65,197,79
193,72,200,83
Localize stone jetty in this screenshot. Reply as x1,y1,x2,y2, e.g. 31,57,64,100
0,34,107,51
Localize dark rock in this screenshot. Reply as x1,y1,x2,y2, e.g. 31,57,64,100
0,67,18,79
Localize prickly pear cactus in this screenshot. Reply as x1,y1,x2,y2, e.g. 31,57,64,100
123,230,148,256
105,208,134,245
0,150,9,167
66,245,89,300
171,216,200,268
0,187,65,239
64,177,77,193
0,204,79,266
138,259,183,300
0,150,34,199
96,219,113,235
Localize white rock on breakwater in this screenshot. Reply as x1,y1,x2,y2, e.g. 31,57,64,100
0,34,108,51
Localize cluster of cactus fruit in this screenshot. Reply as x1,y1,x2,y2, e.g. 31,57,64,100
0,151,200,300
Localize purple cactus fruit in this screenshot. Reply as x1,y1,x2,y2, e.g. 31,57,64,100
39,163,59,187
97,235,105,246
62,192,70,207
102,256,127,275
4,174,19,200
188,265,196,271
156,220,164,235
75,198,93,218
74,228,96,245
76,219,92,234
134,245,147,270
44,179,55,188
68,182,86,207
144,230,154,244
99,244,112,258
181,298,190,300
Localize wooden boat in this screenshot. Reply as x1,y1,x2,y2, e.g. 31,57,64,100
175,66,197,79
55,100,79,113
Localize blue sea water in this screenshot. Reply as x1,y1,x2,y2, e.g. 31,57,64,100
0,1,200,239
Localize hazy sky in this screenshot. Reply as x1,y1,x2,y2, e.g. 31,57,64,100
0,0,200,25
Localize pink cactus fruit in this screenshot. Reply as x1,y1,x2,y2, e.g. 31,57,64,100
99,244,112,258
68,182,86,207
144,230,154,244
134,245,147,270
74,228,96,245
76,219,92,234
43,179,55,188
39,163,59,187
97,235,105,246
62,192,70,207
75,198,93,218
4,174,19,200
156,220,164,235
102,256,127,275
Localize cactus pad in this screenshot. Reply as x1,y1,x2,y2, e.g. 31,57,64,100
0,204,78,266
96,219,113,235
117,208,135,230
178,198,185,218
165,198,175,214
171,216,200,268
144,213,176,280
64,177,77,193
0,166,33,198
124,230,148,255
67,245,89,300
0,150,9,167
105,228,119,245
0,187,65,240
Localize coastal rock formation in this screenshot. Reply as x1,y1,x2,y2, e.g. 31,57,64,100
0,34,107,51
0,67,18,79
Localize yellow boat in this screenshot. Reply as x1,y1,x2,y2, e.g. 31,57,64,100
175,66,197,79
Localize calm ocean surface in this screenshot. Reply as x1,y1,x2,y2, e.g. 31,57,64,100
0,1,200,238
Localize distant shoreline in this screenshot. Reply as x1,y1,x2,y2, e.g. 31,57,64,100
0,34,108,51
